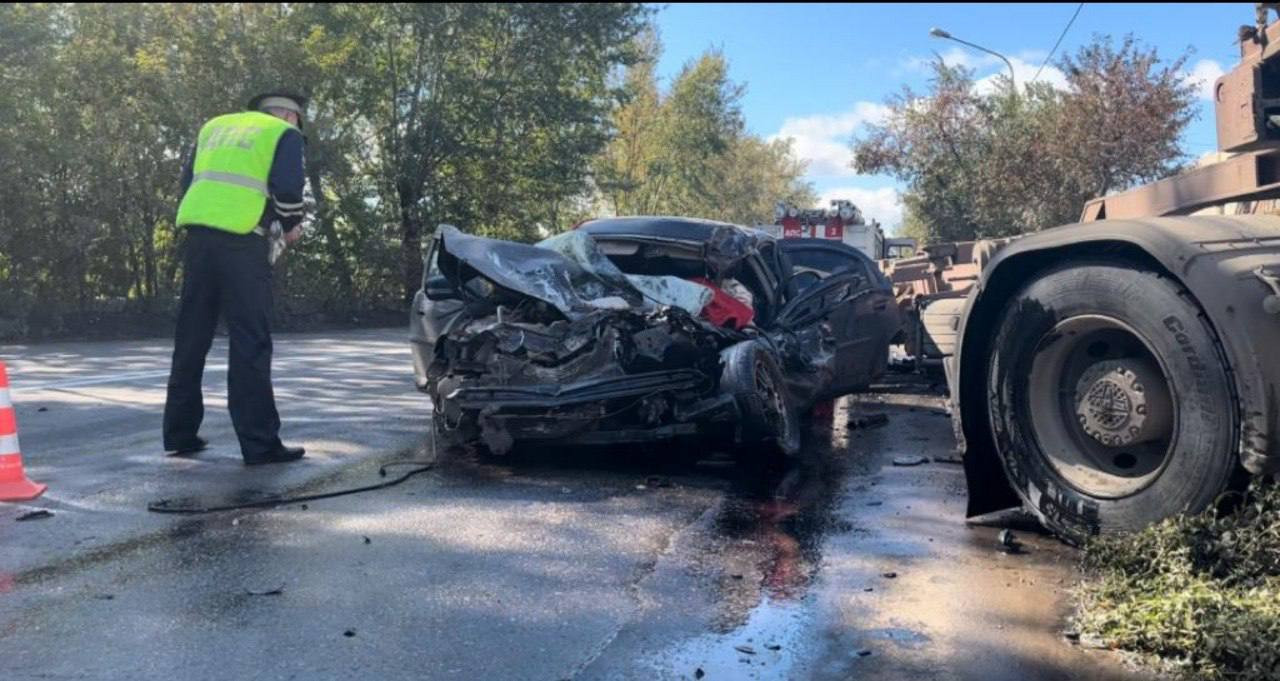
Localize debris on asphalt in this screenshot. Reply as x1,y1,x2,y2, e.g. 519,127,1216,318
866,501,883,507
848,412,889,430
735,645,757,655
864,587,874,592
343,629,357,638
998,529,1023,554
882,572,898,579
857,649,873,657
694,668,705,680
932,454,964,465
765,643,782,651
37,406,48,412
363,536,372,545
246,585,285,596
892,455,928,467
635,485,647,491
93,594,115,601
300,504,309,511
16,510,53,522
730,573,744,580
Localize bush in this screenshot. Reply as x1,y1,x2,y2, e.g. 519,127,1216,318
1075,479,1280,680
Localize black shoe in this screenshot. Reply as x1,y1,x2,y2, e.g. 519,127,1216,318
244,445,306,466
165,436,209,457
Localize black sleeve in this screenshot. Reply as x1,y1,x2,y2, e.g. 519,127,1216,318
263,129,307,232
180,142,196,194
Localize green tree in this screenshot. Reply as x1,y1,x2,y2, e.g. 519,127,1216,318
329,3,649,301
0,3,651,336
595,46,814,225
853,35,1196,242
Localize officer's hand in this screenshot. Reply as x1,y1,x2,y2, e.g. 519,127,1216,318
284,227,303,245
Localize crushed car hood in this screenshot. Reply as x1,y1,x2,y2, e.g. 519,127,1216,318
435,225,713,319
536,231,713,316
436,225,640,318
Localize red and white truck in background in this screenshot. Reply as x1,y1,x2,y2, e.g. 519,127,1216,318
759,200,916,261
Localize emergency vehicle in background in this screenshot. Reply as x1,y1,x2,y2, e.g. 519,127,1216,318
760,200,917,261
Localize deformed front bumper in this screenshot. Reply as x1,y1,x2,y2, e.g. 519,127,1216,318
436,369,738,452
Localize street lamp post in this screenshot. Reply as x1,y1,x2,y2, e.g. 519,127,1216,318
929,27,1017,95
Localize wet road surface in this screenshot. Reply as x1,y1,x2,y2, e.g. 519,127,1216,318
0,374,1157,680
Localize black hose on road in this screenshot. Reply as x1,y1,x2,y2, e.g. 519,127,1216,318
146,461,435,514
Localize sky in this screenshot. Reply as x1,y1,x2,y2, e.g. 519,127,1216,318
652,2,1248,231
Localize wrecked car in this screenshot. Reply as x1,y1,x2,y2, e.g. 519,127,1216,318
409,216,900,457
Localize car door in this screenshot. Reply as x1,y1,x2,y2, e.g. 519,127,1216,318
777,240,897,395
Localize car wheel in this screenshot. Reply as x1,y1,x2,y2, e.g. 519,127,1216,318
987,263,1240,542
721,341,802,459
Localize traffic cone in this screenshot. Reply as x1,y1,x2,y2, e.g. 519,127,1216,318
0,361,46,502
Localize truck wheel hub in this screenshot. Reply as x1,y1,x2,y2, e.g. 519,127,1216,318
1073,360,1171,448
1024,315,1177,499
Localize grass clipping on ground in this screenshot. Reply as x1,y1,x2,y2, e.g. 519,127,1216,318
1075,480,1280,680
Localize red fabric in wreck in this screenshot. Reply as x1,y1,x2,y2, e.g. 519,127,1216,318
689,276,754,330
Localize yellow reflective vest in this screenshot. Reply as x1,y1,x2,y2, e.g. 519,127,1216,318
176,111,296,234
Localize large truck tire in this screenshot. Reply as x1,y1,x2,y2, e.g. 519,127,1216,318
721,341,802,460
986,263,1239,542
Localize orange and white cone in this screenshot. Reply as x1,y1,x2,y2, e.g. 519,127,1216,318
0,361,46,502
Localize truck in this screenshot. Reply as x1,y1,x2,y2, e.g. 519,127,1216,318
760,199,916,261
911,3,1280,543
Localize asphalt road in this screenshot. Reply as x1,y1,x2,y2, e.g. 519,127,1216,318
0,332,1157,681
0,327,427,575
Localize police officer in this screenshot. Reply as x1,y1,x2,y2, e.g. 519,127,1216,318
162,92,308,465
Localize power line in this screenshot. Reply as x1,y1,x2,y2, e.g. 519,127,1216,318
1034,3,1084,82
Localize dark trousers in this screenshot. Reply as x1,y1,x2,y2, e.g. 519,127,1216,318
163,226,283,459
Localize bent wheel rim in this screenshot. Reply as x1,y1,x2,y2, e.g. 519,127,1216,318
755,360,787,440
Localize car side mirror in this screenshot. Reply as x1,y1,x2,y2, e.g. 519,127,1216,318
424,274,459,301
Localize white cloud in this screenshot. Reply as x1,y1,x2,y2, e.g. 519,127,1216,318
1184,59,1225,101
904,48,1069,94
973,57,1068,95
905,47,1013,73
769,102,890,177
816,186,903,230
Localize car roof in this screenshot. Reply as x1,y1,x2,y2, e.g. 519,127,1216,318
578,216,772,243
